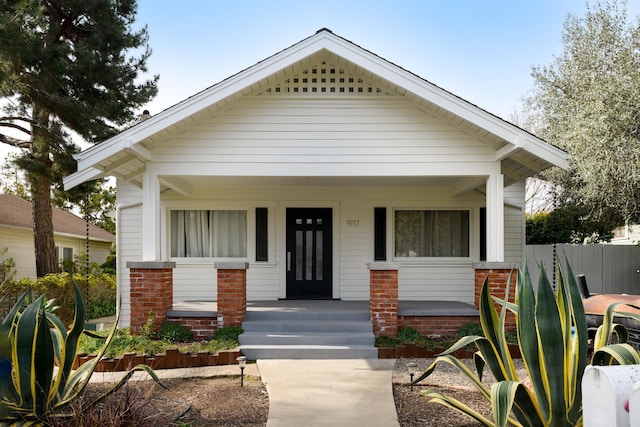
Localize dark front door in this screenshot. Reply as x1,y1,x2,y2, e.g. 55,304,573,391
286,208,332,299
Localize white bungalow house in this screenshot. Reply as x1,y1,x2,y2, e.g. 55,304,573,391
64,29,568,340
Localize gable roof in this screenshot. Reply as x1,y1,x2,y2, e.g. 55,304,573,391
0,194,115,242
64,28,568,191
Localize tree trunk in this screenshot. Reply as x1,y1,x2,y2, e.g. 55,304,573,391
30,108,58,277
32,177,57,277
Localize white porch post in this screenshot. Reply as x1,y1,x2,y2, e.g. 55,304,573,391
142,173,161,261
486,173,504,262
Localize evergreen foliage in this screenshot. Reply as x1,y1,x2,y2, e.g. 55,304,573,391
0,0,157,276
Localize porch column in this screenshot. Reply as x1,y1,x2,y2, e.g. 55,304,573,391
215,262,249,327
473,262,517,331
486,173,504,262
368,262,400,336
142,173,161,261
127,261,175,333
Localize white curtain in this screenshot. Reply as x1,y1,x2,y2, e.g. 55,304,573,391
171,210,247,257
395,210,469,257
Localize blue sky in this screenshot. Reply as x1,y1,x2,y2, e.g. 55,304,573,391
135,0,639,120
2,1,639,162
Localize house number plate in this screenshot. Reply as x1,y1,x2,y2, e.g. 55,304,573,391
346,220,360,227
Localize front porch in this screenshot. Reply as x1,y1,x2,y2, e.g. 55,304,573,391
127,260,515,343
167,299,480,340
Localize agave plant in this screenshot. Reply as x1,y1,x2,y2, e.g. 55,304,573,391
414,258,640,427
0,280,163,424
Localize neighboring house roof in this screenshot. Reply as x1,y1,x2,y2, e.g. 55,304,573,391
64,28,568,191
0,194,115,242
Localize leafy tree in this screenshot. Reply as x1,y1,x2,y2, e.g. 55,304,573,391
525,0,640,226
0,1,157,276
526,206,616,244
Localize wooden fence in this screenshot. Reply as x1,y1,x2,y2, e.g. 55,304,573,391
526,244,640,295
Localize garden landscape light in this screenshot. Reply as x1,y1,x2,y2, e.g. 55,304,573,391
236,356,247,387
406,361,418,391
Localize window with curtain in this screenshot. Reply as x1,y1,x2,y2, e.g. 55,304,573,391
170,210,247,257
394,210,469,257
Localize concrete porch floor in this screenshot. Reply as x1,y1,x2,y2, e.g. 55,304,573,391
168,300,478,317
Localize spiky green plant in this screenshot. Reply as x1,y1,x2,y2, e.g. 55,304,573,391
0,280,164,425
414,259,640,427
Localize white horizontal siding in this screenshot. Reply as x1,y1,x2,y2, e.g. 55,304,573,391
173,263,217,301
53,235,112,267
0,228,112,281
151,98,496,171
504,182,525,264
116,180,143,327
398,264,475,304
0,227,37,280
338,229,370,300
246,265,280,300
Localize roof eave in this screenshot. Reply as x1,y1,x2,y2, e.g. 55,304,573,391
65,29,569,189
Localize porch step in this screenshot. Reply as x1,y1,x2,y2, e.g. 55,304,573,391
240,331,374,346
242,320,373,333
238,344,378,360
239,308,377,360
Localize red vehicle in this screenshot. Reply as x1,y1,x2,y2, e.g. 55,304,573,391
579,274,640,347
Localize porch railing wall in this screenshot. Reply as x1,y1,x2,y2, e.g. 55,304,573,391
525,244,640,295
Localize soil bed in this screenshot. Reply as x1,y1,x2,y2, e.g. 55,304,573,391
76,357,521,426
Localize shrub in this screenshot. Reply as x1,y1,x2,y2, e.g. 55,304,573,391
415,259,640,427
158,321,192,343
86,297,117,320
375,335,399,348
140,312,156,339
214,326,243,342
1,272,116,325
455,322,483,339
397,327,422,343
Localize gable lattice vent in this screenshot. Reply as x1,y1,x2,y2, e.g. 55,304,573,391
257,61,396,96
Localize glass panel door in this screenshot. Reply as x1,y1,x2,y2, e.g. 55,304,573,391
286,208,332,299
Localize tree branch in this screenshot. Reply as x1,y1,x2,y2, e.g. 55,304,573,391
0,132,31,148
0,120,32,136
0,116,36,125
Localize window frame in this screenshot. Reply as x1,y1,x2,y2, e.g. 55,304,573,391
392,207,473,261
165,203,275,263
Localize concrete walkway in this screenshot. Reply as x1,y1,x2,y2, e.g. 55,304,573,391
258,359,399,427
86,359,399,426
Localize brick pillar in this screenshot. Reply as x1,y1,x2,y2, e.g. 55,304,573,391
215,262,249,327
473,262,518,331
127,261,175,334
368,262,400,336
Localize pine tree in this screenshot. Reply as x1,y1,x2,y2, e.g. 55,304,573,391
0,0,157,276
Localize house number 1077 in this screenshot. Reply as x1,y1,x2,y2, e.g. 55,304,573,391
346,220,360,227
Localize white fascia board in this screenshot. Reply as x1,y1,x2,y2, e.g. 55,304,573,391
63,167,103,190
76,138,139,171
521,137,569,170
